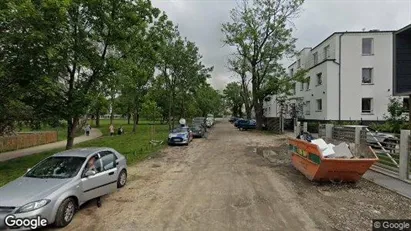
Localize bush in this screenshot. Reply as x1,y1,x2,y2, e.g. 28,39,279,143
307,122,319,133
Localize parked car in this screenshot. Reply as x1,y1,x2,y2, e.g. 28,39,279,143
205,118,213,128
343,125,399,150
168,126,193,145
207,114,215,125
191,124,205,138
0,148,127,229
234,119,246,128
237,119,257,130
229,117,238,123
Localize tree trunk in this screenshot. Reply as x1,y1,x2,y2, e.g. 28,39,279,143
127,113,131,125
132,111,137,133
110,109,114,125
96,109,100,128
252,84,263,130
66,117,79,150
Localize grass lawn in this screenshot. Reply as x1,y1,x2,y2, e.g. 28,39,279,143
0,123,169,187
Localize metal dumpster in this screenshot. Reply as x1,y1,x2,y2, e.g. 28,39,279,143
288,138,378,183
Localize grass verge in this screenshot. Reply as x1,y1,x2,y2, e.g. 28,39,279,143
0,123,169,187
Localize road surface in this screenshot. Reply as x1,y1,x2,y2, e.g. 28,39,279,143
58,122,411,231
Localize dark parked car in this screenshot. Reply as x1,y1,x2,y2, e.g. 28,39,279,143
234,119,246,128
229,117,238,123
237,119,256,131
191,124,205,138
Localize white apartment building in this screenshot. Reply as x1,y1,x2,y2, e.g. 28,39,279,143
264,24,411,122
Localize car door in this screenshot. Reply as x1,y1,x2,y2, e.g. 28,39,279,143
80,152,118,203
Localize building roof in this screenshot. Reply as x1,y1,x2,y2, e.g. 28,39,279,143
290,26,404,67
53,148,107,158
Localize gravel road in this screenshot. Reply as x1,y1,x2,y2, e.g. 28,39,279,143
56,121,411,231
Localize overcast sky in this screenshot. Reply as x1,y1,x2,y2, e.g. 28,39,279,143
151,0,411,90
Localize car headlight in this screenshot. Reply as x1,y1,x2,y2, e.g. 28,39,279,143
168,134,172,139
16,199,50,213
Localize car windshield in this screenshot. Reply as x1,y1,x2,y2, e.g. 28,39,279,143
172,127,188,133
25,156,86,179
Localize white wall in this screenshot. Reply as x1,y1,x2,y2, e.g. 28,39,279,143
340,32,394,121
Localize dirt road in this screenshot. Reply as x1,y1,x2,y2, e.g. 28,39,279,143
60,121,411,231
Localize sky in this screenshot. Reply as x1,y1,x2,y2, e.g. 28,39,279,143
151,0,411,90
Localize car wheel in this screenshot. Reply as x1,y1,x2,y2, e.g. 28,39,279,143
117,169,127,188
55,197,76,227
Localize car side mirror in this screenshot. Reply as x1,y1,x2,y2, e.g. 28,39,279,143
84,169,96,177
26,168,31,173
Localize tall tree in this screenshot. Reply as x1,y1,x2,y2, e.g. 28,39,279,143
223,82,244,118
222,0,304,129
228,56,253,119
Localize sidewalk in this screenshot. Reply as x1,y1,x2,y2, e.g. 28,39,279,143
363,169,411,199
0,128,102,162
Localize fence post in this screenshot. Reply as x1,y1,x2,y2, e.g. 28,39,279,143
325,124,334,139
399,130,410,180
354,127,361,145
303,122,307,133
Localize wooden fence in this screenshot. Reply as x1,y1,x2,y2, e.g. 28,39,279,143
0,131,58,152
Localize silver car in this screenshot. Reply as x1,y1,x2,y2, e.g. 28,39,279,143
0,147,127,229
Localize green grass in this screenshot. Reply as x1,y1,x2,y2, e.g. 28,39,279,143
0,123,169,187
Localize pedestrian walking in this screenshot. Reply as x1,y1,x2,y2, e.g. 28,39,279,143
85,124,91,136
109,124,115,136
117,126,124,135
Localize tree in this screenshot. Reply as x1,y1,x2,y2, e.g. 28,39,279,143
157,33,213,129
228,56,253,119
223,82,244,117
222,0,304,129
384,97,407,133
195,85,223,117
0,0,166,149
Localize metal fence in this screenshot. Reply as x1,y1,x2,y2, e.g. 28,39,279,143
332,126,356,143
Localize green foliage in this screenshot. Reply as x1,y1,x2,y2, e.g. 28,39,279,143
222,0,304,128
141,99,161,123
223,82,244,117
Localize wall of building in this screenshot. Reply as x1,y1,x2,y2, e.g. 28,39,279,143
340,32,394,121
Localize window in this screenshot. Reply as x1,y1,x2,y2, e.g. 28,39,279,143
316,99,322,111
297,59,301,68
306,77,310,90
290,68,294,77
313,52,318,65
292,83,296,94
99,151,117,171
305,101,310,115
362,38,373,55
403,98,409,112
324,45,330,58
300,82,304,91
83,154,103,176
362,98,373,113
362,68,373,84
316,73,322,85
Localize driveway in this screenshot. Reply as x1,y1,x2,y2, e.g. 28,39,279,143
57,122,411,231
